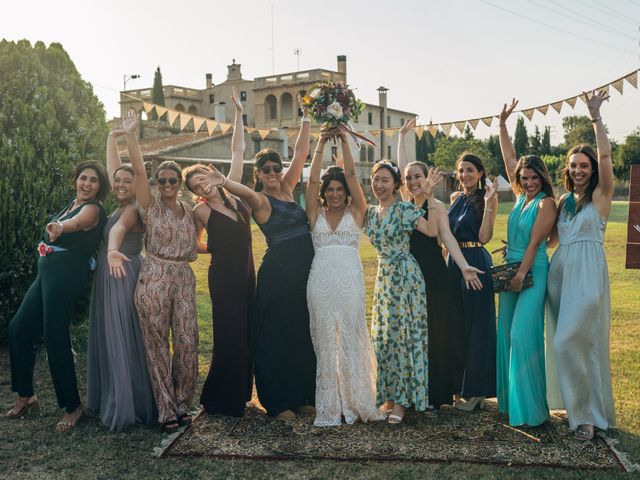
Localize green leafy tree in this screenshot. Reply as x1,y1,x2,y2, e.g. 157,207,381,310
541,154,565,185
541,126,551,155
514,116,529,158
562,115,596,147
0,40,107,341
463,124,474,140
614,129,640,180
528,125,541,155
432,136,499,175
486,134,506,178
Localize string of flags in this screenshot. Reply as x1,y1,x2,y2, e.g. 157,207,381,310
128,68,639,143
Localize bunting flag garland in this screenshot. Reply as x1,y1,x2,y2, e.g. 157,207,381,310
121,68,638,142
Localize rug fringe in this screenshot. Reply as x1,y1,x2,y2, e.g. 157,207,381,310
601,435,640,472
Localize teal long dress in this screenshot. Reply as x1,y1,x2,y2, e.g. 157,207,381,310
364,202,429,411
497,192,550,427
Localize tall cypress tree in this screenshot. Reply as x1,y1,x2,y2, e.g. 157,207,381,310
152,66,165,106
541,126,551,155
514,116,529,159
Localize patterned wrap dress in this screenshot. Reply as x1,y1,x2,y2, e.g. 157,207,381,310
135,194,198,425
546,201,616,431
447,194,496,398
497,192,549,427
364,202,429,411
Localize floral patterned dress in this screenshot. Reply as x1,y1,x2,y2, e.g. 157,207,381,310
364,202,429,411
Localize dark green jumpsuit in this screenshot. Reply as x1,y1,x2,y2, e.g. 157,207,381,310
9,198,106,413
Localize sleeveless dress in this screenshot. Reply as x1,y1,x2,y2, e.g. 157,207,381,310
200,200,256,417
546,201,615,431
410,201,454,409
447,194,496,398
307,208,384,426
496,192,549,427
87,207,155,431
364,202,430,411
253,195,316,416
9,198,106,413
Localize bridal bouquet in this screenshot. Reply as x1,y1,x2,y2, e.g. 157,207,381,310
302,81,375,146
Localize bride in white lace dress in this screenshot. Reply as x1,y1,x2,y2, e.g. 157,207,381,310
305,130,385,427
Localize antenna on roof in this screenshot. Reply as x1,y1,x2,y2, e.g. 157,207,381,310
271,5,275,74
294,48,302,71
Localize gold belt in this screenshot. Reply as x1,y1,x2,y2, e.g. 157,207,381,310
458,241,483,248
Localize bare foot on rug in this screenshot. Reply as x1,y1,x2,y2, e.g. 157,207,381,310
276,410,296,421
380,400,394,416
297,405,315,416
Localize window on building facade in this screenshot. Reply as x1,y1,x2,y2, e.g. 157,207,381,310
240,91,247,101
400,117,405,127
368,112,373,125
331,146,338,157
265,95,277,120
254,139,261,155
242,114,248,126
368,146,375,162
387,115,391,127
360,147,367,163
209,94,215,104
387,145,392,159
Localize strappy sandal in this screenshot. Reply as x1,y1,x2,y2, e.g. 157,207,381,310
575,425,595,441
161,419,180,433
6,397,40,419
387,405,405,425
177,413,192,426
56,407,83,433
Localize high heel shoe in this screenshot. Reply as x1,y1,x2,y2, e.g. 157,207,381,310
6,397,40,418
455,396,485,412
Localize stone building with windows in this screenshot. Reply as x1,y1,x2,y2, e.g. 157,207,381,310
119,56,418,190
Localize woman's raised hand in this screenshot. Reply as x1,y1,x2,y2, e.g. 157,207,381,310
462,266,484,291
584,89,609,118
198,166,226,193
484,177,499,202
399,118,416,137
107,250,131,278
297,93,309,116
499,98,518,124
231,87,243,112
122,108,139,136
423,167,443,197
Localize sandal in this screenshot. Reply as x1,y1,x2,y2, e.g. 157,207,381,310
575,425,595,441
56,406,83,433
161,420,180,433
6,396,40,419
387,405,405,425
177,413,192,426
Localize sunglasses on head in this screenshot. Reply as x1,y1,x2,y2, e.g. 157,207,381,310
259,164,283,174
157,177,179,186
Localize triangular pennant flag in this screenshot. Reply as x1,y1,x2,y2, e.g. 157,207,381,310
611,79,624,94
192,116,206,133
246,127,256,134
287,130,298,138
219,123,233,134
259,129,271,140
370,130,381,137
625,70,638,88
597,84,610,96
469,118,481,129
167,109,179,126
413,126,425,138
143,102,155,114
550,101,563,114
384,129,395,139
310,132,321,140
565,96,578,108
155,106,168,119
179,113,193,131
427,125,439,138
441,123,453,137
521,109,535,121
205,120,217,136
454,121,466,133
536,105,549,115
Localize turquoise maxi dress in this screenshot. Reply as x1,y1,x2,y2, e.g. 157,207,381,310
497,192,550,427
364,202,429,411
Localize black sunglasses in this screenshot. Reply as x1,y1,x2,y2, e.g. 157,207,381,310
259,164,283,174
157,177,179,186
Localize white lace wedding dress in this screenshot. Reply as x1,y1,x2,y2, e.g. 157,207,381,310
307,208,385,426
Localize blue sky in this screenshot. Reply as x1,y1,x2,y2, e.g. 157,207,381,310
2,0,639,144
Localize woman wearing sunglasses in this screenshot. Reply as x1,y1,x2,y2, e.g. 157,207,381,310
129,124,199,433
197,95,314,420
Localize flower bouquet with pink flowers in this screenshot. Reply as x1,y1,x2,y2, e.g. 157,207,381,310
302,81,375,146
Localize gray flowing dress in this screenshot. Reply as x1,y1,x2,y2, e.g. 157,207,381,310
546,201,616,431
87,208,155,431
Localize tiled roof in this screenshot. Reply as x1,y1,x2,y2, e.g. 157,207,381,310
118,132,214,159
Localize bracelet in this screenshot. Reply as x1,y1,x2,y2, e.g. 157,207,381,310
301,117,310,123
590,117,601,123
107,248,119,253
484,208,493,214
56,220,64,231
220,177,227,187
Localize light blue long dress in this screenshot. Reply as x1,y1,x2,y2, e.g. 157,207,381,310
546,200,615,431
497,192,549,427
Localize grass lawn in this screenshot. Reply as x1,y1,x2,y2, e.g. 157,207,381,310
0,201,638,479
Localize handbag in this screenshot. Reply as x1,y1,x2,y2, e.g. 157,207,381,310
491,261,533,293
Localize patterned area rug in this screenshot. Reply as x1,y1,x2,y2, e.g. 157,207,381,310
162,398,626,470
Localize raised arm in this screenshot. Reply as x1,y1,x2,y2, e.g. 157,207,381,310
282,94,311,192
478,178,499,244
106,128,126,187
338,128,368,225
305,133,329,228
46,204,101,242
397,118,416,202
228,87,245,183
508,197,556,292
498,98,519,184
413,167,443,238
585,89,614,218
122,109,151,209
106,204,139,278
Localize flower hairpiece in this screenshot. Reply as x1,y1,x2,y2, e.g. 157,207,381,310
377,161,400,174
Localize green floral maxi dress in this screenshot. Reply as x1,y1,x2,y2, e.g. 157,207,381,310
365,202,429,411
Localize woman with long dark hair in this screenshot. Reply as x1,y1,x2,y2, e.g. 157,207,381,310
496,99,556,427
8,161,108,432
547,90,616,440
447,152,499,411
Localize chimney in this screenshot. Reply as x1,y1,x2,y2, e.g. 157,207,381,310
206,73,213,89
377,86,389,158
377,86,388,110
227,59,242,81
337,55,347,76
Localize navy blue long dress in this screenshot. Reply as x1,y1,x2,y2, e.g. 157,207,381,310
447,194,496,398
253,196,316,416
